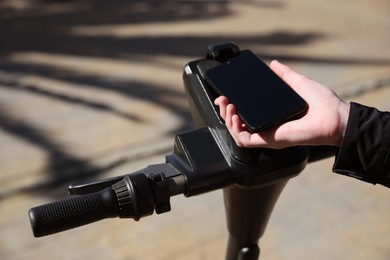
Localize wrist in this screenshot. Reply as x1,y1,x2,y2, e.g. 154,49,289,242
334,101,350,146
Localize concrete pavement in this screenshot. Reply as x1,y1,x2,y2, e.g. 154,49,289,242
0,1,389,259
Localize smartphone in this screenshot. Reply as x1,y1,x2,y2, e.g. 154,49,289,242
205,51,308,133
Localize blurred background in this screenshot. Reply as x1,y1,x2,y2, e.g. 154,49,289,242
0,0,389,259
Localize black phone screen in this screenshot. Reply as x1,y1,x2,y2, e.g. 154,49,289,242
205,51,308,133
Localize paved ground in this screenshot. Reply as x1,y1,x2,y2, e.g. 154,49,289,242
0,1,389,259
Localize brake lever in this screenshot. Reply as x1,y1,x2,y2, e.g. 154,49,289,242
68,175,124,195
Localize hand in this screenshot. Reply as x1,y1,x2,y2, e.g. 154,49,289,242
214,60,350,149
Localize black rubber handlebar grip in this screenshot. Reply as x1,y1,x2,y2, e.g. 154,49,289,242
28,188,119,237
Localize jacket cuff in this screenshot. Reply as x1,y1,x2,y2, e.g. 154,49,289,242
332,102,377,184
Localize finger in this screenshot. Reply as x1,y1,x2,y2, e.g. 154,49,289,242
215,96,229,106
231,115,249,147
269,60,311,94
263,120,309,148
215,96,229,120
225,104,236,129
229,115,266,148
214,96,225,106
231,114,243,134
238,125,291,149
269,60,294,80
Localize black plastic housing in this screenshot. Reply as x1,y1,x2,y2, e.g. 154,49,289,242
180,42,309,260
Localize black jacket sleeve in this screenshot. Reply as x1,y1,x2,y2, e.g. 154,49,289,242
333,102,390,188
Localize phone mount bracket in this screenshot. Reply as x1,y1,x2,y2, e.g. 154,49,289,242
207,41,240,62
